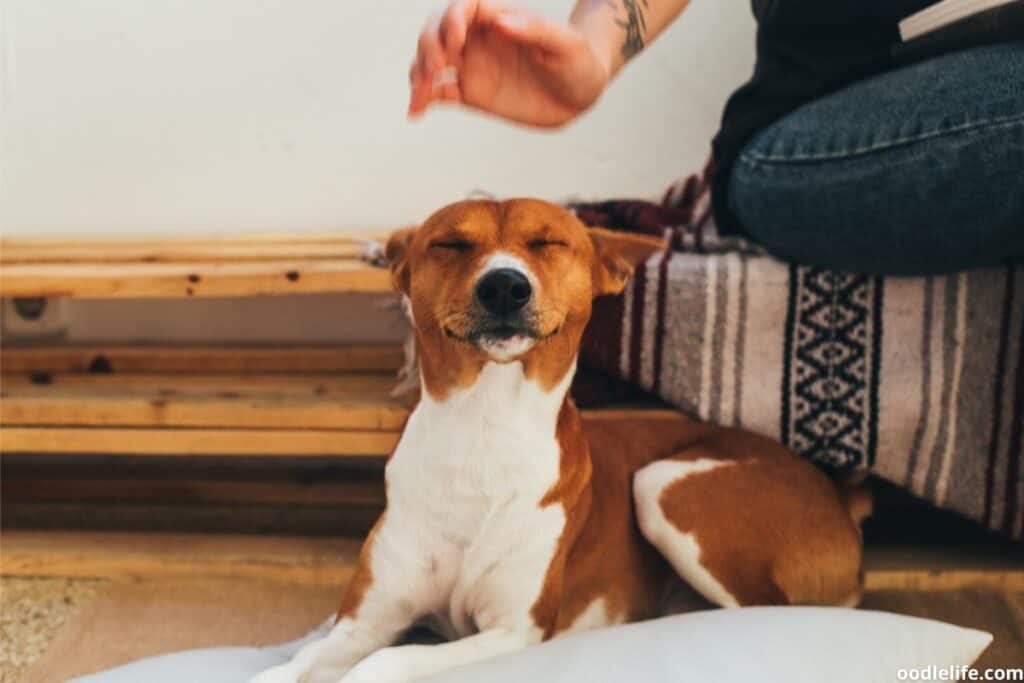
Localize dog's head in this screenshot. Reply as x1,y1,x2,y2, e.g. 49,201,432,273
387,199,663,393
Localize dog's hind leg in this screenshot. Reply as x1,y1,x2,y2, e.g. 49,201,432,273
632,445,863,608
633,454,745,607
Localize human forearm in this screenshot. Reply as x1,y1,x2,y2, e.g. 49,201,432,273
570,0,692,78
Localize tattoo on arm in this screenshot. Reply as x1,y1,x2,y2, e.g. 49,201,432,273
615,0,648,61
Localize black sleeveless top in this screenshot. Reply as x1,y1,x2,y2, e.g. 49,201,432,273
711,0,1024,235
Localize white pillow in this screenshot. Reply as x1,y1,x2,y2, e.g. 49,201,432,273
73,607,992,683
423,608,993,683
70,628,326,683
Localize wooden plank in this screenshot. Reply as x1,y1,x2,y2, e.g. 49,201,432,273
0,366,675,431
1,385,409,430
0,394,407,430
863,545,1024,591
0,231,391,250
0,427,398,456
0,367,410,430
864,570,1024,592
0,413,683,453
1,374,669,406
0,371,400,392
1,345,404,373
0,395,676,432
0,530,359,585
0,376,674,431
0,259,394,298
581,409,684,421
1,476,386,506
2,501,382,540
3,530,1021,592
0,242,367,265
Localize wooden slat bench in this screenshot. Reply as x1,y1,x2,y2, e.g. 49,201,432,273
0,232,400,459
0,233,676,460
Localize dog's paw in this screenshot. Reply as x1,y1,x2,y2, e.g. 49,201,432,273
338,648,413,683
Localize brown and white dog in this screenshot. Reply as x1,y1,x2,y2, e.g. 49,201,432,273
253,199,865,683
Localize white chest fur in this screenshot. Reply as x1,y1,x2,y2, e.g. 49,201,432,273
382,360,574,637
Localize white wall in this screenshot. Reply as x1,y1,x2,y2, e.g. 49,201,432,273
0,0,755,236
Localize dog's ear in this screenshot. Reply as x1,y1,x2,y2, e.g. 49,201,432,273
386,227,416,294
588,227,667,296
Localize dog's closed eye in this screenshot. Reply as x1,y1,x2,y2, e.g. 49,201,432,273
429,240,473,251
528,239,569,250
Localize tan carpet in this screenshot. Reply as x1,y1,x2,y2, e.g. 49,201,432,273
1,578,106,683
21,579,337,683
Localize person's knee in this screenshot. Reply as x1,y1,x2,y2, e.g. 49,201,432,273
727,154,816,262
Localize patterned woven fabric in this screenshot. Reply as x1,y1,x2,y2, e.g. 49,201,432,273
574,162,1024,539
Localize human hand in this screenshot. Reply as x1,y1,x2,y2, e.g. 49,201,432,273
409,0,611,128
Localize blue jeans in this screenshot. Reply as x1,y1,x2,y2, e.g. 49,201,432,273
728,42,1024,276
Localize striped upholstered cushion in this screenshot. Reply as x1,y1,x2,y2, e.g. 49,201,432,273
575,162,1023,539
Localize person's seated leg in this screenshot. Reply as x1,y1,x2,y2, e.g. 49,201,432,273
728,43,1024,276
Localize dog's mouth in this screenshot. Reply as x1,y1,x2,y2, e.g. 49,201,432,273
470,322,533,342
442,312,561,361
475,330,535,360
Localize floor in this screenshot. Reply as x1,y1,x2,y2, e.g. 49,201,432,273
3,556,1023,682
6,576,339,683
3,477,1022,681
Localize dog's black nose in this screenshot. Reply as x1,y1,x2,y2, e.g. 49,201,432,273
476,269,532,316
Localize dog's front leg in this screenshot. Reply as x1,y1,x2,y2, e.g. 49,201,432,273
338,628,538,683
250,515,441,683
337,508,572,683
250,606,395,683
